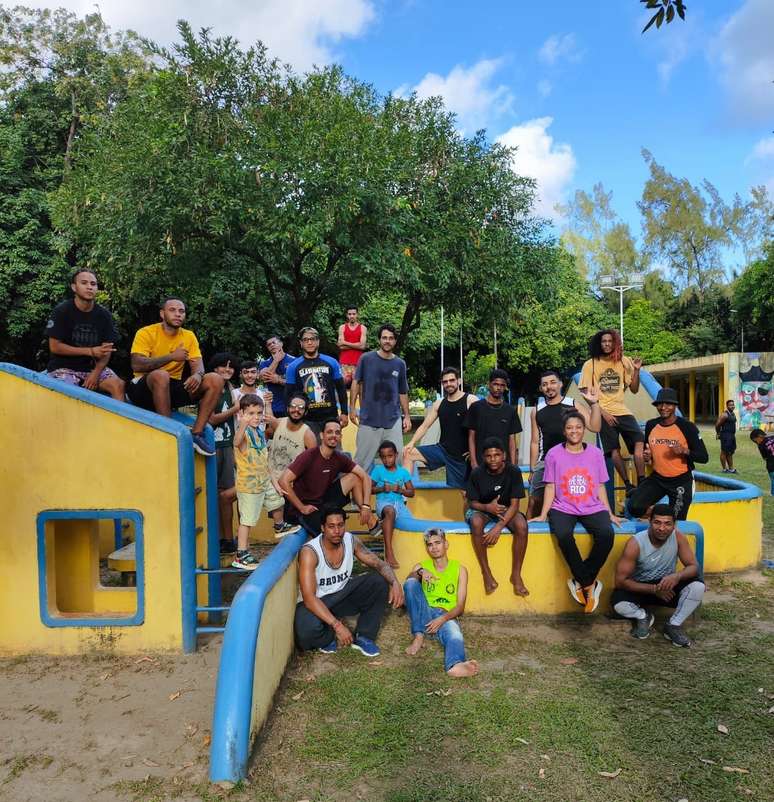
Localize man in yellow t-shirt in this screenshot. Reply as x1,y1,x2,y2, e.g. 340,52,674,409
579,329,645,493
127,297,223,456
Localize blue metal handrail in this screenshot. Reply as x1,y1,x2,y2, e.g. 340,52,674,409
209,529,307,783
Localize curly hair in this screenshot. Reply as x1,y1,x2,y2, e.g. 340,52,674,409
589,329,623,362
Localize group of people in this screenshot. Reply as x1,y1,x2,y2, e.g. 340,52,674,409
46,271,722,671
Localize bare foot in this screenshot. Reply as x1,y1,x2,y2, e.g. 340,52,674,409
448,659,479,678
510,575,529,596
483,576,499,595
405,635,424,656
386,555,400,569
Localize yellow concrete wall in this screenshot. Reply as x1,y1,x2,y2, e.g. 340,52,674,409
0,372,186,654
249,562,298,744
690,497,762,573
393,529,697,615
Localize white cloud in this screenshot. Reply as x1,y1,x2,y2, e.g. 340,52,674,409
27,0,376,71
746,136,774,163
496,117,576,220
537,79,552,98
538,33,583,66
398,58,514,133
711,0,774,123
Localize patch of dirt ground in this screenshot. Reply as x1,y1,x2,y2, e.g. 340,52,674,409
0,638,221,802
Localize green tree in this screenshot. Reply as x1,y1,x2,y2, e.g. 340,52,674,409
621,298,683,364
638,150,768,296
0,6,149,363
731,245,774,350
53,23,548,358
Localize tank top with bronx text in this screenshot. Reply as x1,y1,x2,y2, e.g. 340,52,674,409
298,531,354,601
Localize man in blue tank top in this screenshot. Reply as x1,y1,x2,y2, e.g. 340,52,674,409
611,504,705,647
294,507,404,657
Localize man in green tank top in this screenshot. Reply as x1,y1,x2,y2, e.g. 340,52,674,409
404,529,479,677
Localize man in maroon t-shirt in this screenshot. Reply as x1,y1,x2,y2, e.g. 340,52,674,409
279,418,380,535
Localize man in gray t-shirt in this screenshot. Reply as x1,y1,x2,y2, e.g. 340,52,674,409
350,323,411,471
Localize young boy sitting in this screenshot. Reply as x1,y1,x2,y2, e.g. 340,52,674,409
369,440,414,568
403,528,479,678
233,394,299,570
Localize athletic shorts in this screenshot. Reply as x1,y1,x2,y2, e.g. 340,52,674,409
719,434,737,455
600,413,645,456
529,463,546,494
376,496,407,517
48,367,119,386
127,375,190,410
464,507,513,532
237,484,284,527
215,447,235,491
416,444,468,489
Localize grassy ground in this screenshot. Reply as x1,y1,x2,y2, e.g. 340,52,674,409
22,425,772,802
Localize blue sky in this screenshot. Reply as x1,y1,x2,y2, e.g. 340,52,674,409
36,0,774,240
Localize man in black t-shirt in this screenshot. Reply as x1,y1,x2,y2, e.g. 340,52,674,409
465,369,521,468
465,437,529,596
46,269,125,400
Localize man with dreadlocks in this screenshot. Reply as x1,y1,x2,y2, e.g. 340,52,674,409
580,329,645,494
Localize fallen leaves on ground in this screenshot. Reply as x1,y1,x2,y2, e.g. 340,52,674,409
538,768,545,779
598,768,622,779
291,691,305,701
168,691,181,702
559,657,578,665
717,723,729,735
722,766,750,774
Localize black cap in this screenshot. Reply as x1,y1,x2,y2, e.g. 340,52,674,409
652,388,679,406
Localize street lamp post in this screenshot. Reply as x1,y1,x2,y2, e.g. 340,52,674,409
599,274,644,346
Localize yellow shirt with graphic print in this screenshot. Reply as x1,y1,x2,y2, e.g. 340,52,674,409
579,356,634,417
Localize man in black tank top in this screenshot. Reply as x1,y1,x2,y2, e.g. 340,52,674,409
715,399,738,473
403,367,477,489
527,370,602,517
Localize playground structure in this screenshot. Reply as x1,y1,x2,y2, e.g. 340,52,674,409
0,361,763,784
0,363,228,655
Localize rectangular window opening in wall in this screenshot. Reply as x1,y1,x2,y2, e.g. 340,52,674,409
37,510,145,628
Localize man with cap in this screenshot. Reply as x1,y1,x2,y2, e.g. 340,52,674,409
627,388,708,521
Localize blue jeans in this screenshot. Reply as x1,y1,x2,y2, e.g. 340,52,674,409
403,578,466,671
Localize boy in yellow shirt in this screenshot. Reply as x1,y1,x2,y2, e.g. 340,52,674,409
128,297,223,456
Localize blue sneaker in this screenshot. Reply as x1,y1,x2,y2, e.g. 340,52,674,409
192,432,215,457
351,636,380,658
318,639,338,654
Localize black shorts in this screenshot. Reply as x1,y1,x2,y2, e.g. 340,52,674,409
215,447,236,491
600,414,645,456
287,478,349,536
719,434,737,455
127,375,191,410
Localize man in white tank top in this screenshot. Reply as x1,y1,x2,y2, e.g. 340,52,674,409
611,504,705,647
294,507,404,657
266,393,317,511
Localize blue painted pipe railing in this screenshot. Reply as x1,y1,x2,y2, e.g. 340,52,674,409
209,529,307,783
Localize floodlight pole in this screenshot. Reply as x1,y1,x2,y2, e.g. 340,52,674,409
600,279,643,347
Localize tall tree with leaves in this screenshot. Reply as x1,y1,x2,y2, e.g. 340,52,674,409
638,149,769,297
0,6,148,362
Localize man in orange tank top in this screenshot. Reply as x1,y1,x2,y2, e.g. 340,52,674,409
337,306,367,387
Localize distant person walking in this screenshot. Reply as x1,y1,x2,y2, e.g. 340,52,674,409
715,399,738,473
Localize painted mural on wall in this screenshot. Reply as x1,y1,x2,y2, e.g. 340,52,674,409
736,354,774,429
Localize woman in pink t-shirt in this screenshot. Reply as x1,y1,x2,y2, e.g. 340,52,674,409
530,410,622,613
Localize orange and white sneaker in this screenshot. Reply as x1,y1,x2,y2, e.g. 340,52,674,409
583,580,603,613
567,579,586,605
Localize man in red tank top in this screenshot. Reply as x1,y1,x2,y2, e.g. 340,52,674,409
337,306,368,387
